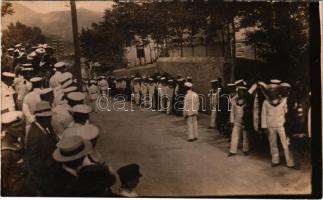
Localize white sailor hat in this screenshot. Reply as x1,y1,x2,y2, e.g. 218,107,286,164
210,79,218,83
177,78,184,82
90,80,97,84
267,84,279,90
63,71,73,79
148,78,154,81
22,68,33,72
168,79,174,82
35,48,45,54
258,81,267,88
280,82,291,88
2,72,16,78
59,75,71,84
30,77,42,83
61,79,73,89
34,101,52,117
70,104,92,114
15,43,22,48
67,92,85,102
227,83,236,87
41,88,53,95
270,79,282,84
184,82,193,88
7,48,14,51
1,111,23,125
186,76,192,80
160,77,166,80
63,86,78,94
234,79,247,86
237,86,248,91
99,76,105,79
22,63,32,67
54,62,66,68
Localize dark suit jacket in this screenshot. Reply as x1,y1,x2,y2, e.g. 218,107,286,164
26,122,59,195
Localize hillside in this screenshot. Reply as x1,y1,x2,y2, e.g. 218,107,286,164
2,2,103,41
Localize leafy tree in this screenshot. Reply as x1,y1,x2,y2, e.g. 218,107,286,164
235,2,309,83
2,21,46,49
1,1,14,17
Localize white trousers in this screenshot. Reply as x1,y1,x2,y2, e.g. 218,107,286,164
230,125,249,154
101,89,108,96
166,98,173,114
149,94,155,109
134,93,140,105
141,94,149,107
268,127,295,167
210,109,217,128
186,115,198,140
90,99,97,112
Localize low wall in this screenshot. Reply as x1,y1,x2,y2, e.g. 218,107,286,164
114,57,225,112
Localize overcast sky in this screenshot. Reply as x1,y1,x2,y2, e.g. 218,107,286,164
18,1,114,13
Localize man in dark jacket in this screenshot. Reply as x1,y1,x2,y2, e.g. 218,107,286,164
1,111,28,196
26,101,59,196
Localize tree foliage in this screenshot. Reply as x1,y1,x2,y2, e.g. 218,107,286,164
234,2,309,82
2,21,46,49
1,1,14,17
80,1,310,83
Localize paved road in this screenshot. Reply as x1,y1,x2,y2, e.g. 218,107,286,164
91,100,311,197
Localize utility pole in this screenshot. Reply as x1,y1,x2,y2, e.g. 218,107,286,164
70,0,82,88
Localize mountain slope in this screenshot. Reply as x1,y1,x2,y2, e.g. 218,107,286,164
2,2,103,40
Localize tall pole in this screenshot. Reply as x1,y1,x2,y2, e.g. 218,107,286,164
70,0,82,88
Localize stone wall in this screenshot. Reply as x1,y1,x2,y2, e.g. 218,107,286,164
114,57,225,112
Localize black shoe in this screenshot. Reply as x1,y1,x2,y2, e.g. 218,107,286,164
288,165,300,170
227,153,236,157
187,139,194,142
194,138,198,141
271,163,279,167
243,152,249,156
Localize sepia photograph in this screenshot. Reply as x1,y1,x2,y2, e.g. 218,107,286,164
0,0,322,198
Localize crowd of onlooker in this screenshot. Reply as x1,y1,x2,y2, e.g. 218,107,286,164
1,43,142,197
